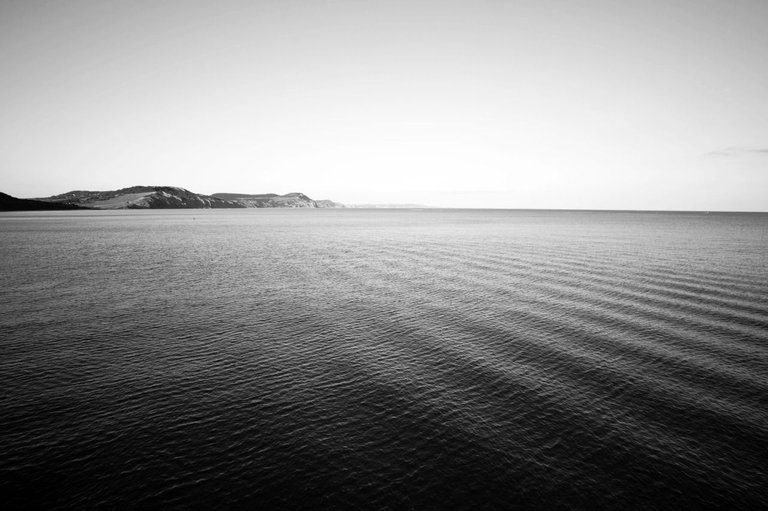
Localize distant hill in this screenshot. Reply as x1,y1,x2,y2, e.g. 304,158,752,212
212,192,345,208
211,192,345,208
40,186,243,209
28,186,345,209
212,192,314,208
314,199,345,208
0,192,90,211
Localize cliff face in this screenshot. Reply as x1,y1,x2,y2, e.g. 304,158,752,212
210,192,315,208
211,192,344,208
315,199,345,208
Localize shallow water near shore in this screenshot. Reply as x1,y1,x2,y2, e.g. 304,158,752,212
1,208,767,508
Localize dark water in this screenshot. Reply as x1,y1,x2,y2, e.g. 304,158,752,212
1,209,767,509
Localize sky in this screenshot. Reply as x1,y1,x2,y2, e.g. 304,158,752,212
1,0,767,210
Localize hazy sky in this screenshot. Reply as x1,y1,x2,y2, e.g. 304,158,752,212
2,0,767,210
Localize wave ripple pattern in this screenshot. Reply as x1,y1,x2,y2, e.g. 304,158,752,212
1,209,767,508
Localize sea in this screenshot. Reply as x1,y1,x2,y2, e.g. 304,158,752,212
1,209,766,509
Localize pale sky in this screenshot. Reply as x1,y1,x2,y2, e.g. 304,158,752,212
1,0,767,210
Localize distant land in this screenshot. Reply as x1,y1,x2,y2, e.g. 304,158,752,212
347,203,433,209
0,192,90,211
0,186,344,210
210,192,343,209
0,186,441,211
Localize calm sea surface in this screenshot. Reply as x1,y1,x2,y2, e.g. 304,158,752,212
1,209,767,509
